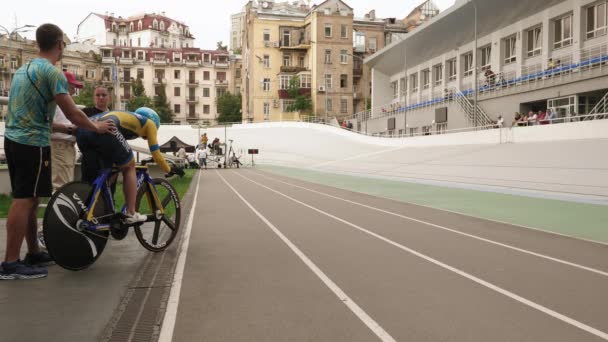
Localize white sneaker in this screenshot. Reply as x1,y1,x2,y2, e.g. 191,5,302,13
123,212,148,224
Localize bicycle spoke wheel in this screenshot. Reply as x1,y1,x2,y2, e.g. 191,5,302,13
134,178,181,252
43,182,110,270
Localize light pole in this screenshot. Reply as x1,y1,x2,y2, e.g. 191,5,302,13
471,0,478,128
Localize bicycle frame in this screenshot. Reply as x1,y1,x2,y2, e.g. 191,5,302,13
82,166,164,232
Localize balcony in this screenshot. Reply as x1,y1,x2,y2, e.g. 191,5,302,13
187,113,199,119
215,61,229,68
264,41,280,48
152,58,168,65
153,78,167,85
280,66,308,73
101,78,113,85
119,57,133,65
278,87,311,99
279,39,310,50
120,77,133,84
120,94,131,101
185,60,200,67
186,79,199,87
102,57,115,64
353,67,363,78
186,96,199,103
215,79,228,87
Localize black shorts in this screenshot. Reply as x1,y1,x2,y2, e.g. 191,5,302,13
76,124,133,184
5,137,52,198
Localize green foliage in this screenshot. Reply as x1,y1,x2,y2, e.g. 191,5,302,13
152,85,173,123
233,48,242,55
73,82,95,108
366,98,371,111
126,78,152,111
285,76,312,113
217,92,242,123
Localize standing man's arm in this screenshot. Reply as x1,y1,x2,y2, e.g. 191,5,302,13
55,94,115,134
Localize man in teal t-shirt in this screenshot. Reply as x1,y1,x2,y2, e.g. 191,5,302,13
1,23,115,281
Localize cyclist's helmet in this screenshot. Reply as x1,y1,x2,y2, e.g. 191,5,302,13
135,107,160,129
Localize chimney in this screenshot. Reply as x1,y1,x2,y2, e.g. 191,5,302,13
161,11,166,16
369,10,376,20
110,12,115,17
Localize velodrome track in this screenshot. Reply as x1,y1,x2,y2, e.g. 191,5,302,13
165,168,608,342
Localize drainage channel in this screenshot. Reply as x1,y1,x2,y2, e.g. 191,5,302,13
99,175,198,342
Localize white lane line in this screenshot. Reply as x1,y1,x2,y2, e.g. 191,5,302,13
217,171,396,342
309,146,406,169
233,171,608,341
158,171,202,342
249,171,608,278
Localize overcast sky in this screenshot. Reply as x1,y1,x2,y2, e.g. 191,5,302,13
2,0,454,49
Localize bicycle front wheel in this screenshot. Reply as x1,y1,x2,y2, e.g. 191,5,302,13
134,178,181,252
43,181,110,270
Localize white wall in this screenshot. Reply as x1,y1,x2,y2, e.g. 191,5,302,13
77,15,108,45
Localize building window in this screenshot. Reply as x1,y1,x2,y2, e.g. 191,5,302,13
463,52,473,77
325,24,332,38
324,73,332,89
174,70,181,79
282,29,291,47
174,104,180,113
422,69,430,89
300,74,311,88
263,29,270,42
160,21,165,31
263,102,270,120
203,105,210,114
113,38,117,46
137,51,144,60
340,98,348,114
410,73,418,93
283,54,291,67
340,49,348,64
174,87,180,96
392,81,398,99
326,98,333,112
280,75,291,90
340,74,348,88
587,2,607,39
325,49,332,64
504,36,516,64
263,55,270,68
263,78,271,91
137,68,144,79
433,64,443,86
480,46,491,70
354,32,366,52
138,21,142,30
137,37,141,47
129,23,134,32
281,99,295,112
368,37,377,53
399,78,406,97
341,24,348,38
203,54,211,64
217,88,226,97
298,55,305,67
203,88,210,97
554,14,573,49
526,26,542,57
203,71,210,80
447,59,457,81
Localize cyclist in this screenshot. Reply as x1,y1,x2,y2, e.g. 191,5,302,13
75,107,184,224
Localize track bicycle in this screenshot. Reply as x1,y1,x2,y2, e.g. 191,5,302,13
42,163,182,271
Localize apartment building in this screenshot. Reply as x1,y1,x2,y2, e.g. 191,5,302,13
77,12,235,124
364,0,608,136
241,0,409,122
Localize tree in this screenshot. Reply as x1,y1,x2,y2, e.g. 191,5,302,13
216,41,228,51
152,86,173,123
126,77,152,111
73,82,95,107
233,48,242,55
217,92,242,123
285,76,312,113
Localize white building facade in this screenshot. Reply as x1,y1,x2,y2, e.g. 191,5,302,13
230,11,245,52
362,0,608,136
78,12,233,124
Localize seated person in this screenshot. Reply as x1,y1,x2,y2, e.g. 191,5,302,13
484,68,496,85
76,107,184,224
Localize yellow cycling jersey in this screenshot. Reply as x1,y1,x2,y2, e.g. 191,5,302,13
97,111,171,173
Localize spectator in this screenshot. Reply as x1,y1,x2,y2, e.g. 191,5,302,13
547,58,556,70
527,111,538,125
200,133,208,149
211,137,221,154
484,68,496,86
51,71,81,190
347,121,353,130
197,147,208,169
83,86,111,117
187,153,198,169
497,115,504,128
537,110,548,125
512,112,521,127
341,120,347,128
177,147,186,161
1,23,114,280
547,108,557,123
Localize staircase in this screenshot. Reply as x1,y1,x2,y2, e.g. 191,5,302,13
451,87,493,127
587,90,608,119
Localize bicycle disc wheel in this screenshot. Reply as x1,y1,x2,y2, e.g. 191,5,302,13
43,181,110,271
134,178,181,252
